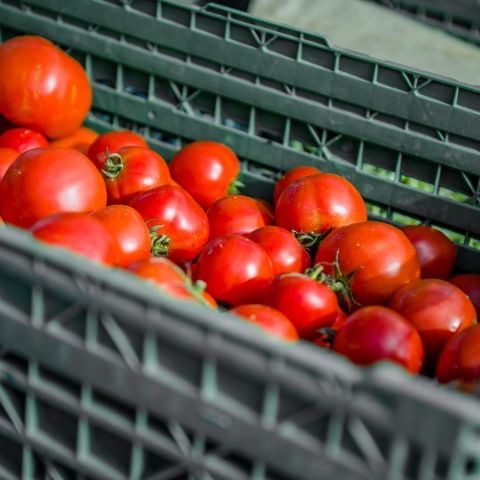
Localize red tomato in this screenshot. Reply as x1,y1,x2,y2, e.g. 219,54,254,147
275,173,367,233
0,116,11,133
230,304,299,341
450,274,480,317
333,306,424,373
94,205,150,267
313,309,347,348
255,199,275,224
389,279,476,370
31,212,117,265
87,130,147,169
436,325,480,383
0,148,18,180
402,225,456,279
169,141,240,209
194,235,274,305
100,146,171,204
274,166,321,205
207,195,271,239
0,36,91,138
50,127,98,155
266,273,338,338
0,128,48,153
314,221,420,307
249,226,310,275
128,185,209,264
0,148,107,228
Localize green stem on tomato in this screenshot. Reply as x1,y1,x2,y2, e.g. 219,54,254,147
101,152,124,179
227,178,245,195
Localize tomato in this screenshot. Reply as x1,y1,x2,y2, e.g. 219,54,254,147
0,128,48,153
230,304,299,341
50,127,98,155
207,195,271,239
31,212,117,265
128,185,209,264
273,165,321,205
169,141,240,209
314,221,420,308
436,325,480,383
0,148,107,228
313,309,347,348
0,148,18,180
275,173,367,233
255,199,275,224
0,36,91,138
402,225,456,279
87,130,147,169
389,279,476,370
333,306,424,373
266,273,338,338
100,146,171,204
94,205,150,267
450,274,480,317
194,235,274,305
0,116,11,134
248,225,310,275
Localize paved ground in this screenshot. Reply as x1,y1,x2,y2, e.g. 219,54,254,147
250,0,480,87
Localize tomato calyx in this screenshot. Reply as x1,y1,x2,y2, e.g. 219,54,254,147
150,226,171,257
101,152,124,179
227,178,245,195
293,229,331,256
315,327,337,346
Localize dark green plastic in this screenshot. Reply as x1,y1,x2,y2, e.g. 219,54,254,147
0,0,480,478
365,0,480,48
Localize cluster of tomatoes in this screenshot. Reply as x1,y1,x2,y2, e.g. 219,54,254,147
1,35,480,391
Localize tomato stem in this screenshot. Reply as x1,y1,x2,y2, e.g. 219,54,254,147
315,327,337,346
150,227,171,257
293,229,331,256
227,178,244,195
102,152,124,179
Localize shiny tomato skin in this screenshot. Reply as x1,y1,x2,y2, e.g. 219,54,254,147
0,36,91,138
436,325,480,383
249,225,310,275
101,146,171,204
450,274,480,317
389,279,476,369
402,225,456,279
266,273,338,338
169,141,240,209
208,195,271,240
128,185,209,264
94,205,150,267
315,221,420,307
50,127,98,155
275,173,367,233
274,166,321,205
0,148,18,180
0,128,48,153
194,235,274,305
31,212,117,265
255,199,275,224
0,148,107,228
230,304,299,341
87,130,147,169
333,306,424,373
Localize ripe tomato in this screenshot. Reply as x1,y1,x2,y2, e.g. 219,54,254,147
0,36,91,138
207,195,271,239
450,274,480,317
333,306,424,373
194,235,274,305
313,309,347,348
129,185,209,264
49,127,98,155
314,221,420,307
100,146,171,204
94,205,150,267
248,226,310,275
255,199,275,224
275,173,367,233
31,212,117,265
0,148,18,180
266,273,338,338
389,279,476,370
0,128,48,153
87,130,147,169
402,225,456,279
0,148,107,228
169,141,240,209
273,165,321,205
436,325,480,383
0,116,11,133
230,304,299,341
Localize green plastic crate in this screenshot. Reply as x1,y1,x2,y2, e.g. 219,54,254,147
364,0,480,48
0,1,479,478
